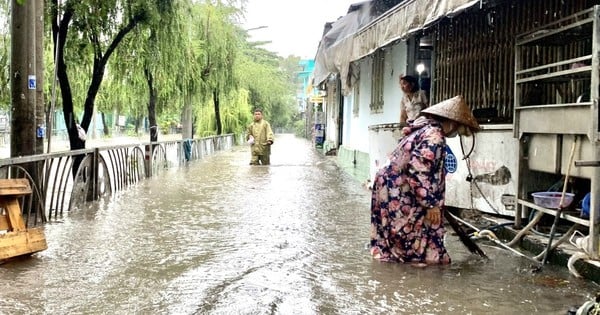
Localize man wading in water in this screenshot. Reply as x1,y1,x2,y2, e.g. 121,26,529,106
246,108,274,165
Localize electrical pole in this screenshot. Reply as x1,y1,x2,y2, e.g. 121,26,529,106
35,0,44,154
26,0,39,154
10,0,36,157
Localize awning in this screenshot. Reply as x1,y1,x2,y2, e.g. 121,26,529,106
312,2,374,89
353,0,480,60
312,0,480,95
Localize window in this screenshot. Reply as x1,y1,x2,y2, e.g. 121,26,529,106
349,63,360,117
370,50,384,113
353,81,360,117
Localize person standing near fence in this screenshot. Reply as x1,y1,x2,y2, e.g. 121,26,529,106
246,108,274,165
369,95,480,266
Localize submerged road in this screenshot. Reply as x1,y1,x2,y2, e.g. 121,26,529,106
0,134,598,314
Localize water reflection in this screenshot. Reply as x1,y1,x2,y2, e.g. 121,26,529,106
0,134,597,314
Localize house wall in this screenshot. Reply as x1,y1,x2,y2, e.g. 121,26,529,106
337,41,409,184
334,33,521,216
445,126,519,216
345,42,409,152
323,79,340,153
429,0,596,216
432,0,594,118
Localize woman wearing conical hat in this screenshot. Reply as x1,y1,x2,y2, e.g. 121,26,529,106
370,95,479,265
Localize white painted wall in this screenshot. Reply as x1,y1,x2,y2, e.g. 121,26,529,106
341,41,409,153
444,125,519,216
324,83,339,151
342,92,353,148
342,58,371,151
381,43,408,124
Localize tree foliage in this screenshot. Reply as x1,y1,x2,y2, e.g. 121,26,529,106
6,0,302,150
108,0,190,140
236,48,298,131
0,1,10,110
49,0,176,150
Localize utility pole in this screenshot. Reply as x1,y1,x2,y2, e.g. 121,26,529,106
26,0,39,154
10,0,36,157
35,0,45,154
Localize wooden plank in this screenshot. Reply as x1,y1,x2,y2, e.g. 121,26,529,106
3,198,25,231
0,228,47,259
0,214,8,230
0,178,31,197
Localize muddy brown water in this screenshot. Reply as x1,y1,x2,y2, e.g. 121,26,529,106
0,134,597,314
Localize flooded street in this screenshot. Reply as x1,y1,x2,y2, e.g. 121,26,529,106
0,134,598,314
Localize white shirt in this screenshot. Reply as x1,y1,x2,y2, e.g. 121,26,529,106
400,90,428,123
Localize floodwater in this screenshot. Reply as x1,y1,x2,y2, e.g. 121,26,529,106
0,134,597,314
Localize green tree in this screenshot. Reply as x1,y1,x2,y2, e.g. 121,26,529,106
0,1,10,110
109,0,190,141
49,0,175,152
236,47,297,132
195,1,241,136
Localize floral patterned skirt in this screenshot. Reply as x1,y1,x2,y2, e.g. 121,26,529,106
369,170,451,265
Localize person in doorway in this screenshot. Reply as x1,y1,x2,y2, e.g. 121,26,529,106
399,75,429,124
246,108,274,165
370,95,480,265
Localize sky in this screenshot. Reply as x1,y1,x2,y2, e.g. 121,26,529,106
242,0,359,59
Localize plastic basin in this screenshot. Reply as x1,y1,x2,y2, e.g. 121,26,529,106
531,192,575,209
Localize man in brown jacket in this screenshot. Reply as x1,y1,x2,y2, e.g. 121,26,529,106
246,108,274,165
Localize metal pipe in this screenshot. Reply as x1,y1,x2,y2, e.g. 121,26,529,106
447,212,540,264
538,136,578,267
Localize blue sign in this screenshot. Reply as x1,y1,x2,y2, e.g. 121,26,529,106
444,145,457,173
36,126,45,138
28,75,36,90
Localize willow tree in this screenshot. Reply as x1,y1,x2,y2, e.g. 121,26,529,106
108,1,193,141
192,28,298,137
0,1,10,110
49,0,175,152
194,1,242,136
269,55,300,131
236,46,297,131
166,1,206,140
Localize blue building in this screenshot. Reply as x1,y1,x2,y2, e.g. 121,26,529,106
296,59,315,113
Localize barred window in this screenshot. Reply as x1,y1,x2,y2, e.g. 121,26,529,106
370,50,384,113
353,82,360,117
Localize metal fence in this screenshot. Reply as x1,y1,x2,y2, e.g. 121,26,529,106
0,134,235,228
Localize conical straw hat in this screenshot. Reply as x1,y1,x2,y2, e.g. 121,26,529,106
421,95,480,130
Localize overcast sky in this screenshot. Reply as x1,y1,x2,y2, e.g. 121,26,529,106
242,0,359,59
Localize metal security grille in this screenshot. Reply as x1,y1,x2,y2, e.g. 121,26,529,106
432,0,595,123
370,50,385,113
